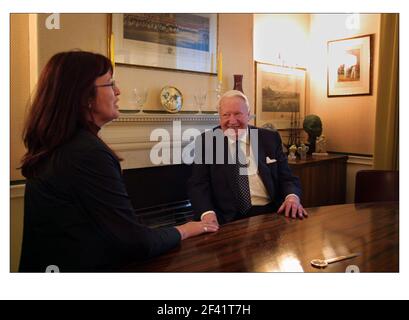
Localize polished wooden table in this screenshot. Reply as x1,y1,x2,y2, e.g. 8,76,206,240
123,202,399,272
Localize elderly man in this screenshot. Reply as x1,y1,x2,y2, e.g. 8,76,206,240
188,90,307,226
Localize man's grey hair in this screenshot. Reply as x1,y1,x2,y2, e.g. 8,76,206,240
217,90,250,113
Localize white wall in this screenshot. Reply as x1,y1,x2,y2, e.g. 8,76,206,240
254,14,310,68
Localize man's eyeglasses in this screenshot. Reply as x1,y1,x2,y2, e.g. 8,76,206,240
95,80,116,89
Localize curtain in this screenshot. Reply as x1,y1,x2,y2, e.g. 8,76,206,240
373,13,399,170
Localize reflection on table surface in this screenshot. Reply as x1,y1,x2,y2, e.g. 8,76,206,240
122,202,399,272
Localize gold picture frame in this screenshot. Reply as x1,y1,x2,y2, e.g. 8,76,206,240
108,13,218,75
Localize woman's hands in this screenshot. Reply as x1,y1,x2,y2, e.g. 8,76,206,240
175,221,219,240
201,212,219,227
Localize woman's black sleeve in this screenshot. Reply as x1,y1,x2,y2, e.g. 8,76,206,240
70,146,181,261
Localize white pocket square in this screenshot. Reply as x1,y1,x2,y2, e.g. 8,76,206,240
266,157,277,164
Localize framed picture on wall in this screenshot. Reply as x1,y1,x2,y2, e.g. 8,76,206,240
255,62,306,130
109,13,218,75
327,34,373,97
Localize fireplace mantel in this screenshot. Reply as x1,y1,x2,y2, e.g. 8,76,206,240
112,112,220,124
100,112,220,169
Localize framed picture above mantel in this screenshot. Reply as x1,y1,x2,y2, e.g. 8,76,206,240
108,13,218,75
327,34,373,97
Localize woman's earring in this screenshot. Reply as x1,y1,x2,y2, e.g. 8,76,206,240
88,103,92,109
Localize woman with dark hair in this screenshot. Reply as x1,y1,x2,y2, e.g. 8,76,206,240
19,51,218,272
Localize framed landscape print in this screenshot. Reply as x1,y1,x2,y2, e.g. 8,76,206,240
327,34,373,97
255,62,306,130
109,13,218,74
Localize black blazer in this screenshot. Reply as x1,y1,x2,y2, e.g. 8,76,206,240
19,129,180,272
188,126,301,224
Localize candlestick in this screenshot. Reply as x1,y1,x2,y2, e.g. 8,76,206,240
217,51,223,83
110,33,115,72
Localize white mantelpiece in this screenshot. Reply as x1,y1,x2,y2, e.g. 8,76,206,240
112,113,220,123
100,113,220,169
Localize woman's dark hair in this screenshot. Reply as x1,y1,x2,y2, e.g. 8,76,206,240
21,50,114,178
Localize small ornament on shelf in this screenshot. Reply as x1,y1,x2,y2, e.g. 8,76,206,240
297,143,309,161
233,74,244,93
194,90,207,114
288,144,297,161
312,135,329,157
131,87,148,113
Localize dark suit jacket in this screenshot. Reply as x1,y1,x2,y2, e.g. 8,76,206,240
19,129,180,272
188,126,301,224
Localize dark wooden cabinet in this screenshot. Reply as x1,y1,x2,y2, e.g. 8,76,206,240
288,154,347,208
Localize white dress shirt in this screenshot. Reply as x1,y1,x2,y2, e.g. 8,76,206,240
228,130,271,206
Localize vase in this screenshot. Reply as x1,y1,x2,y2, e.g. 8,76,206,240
233,74,244,93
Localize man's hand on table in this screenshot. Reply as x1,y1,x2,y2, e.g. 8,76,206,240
277,194,308,219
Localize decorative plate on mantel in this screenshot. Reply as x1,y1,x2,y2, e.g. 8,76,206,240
160,86,183,113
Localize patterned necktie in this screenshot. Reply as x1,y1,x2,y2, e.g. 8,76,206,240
235,141,252,215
